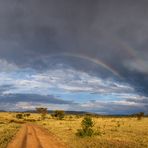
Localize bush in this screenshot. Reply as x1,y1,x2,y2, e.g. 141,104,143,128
16,113,23,119
76,116,95,137
52,110,65,120
69,116,73,120
24,113,31,118
24,119,36,122
77,128,94,137
82,116,94,129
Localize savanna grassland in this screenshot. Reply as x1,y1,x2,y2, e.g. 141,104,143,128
0,112,148,148
0,113,20,148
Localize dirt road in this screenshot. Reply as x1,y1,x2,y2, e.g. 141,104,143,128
7,124,66,148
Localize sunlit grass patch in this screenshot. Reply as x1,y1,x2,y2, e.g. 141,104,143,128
37,115,148,148
0,122,20,148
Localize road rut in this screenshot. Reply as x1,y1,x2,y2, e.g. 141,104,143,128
7,124,66,148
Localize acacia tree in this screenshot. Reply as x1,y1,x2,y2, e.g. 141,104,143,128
36,107,48,120
136,112,144,120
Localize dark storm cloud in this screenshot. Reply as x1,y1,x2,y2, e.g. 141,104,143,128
1,0,147,58
0,0,148,97
0,93,74,104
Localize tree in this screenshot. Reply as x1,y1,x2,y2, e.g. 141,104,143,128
137,112,144,120
36,107,48,120
52,110,65,120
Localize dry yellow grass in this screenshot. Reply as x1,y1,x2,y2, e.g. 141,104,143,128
37,115,148,148
0,112,20,148
0,112,148,148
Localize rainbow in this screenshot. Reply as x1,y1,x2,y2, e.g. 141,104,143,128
42,53,122,78
59,53,121,78
117,40,138,59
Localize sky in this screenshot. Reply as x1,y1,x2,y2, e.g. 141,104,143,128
0,0,148,114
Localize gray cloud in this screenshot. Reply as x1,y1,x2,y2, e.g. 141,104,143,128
0,93,74,105
73,100,148,115
126,97,148,104
0,0,148,113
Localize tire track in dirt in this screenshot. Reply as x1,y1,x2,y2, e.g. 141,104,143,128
25,125,42,148
7,124,28,148
31,126,43,148
7,124,66,148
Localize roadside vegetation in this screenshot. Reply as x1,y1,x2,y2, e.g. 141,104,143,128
0,113,20,148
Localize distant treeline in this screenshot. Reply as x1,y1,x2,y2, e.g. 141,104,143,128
1,110,148,117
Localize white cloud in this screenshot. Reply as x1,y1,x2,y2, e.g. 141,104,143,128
0,102,70,111
0,67,135,96
0,59,18,72
29,68,134,94
15,102,70,111
1,66,147,114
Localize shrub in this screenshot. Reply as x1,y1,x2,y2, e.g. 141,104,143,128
24,113,31,118
16,113,23,119
81,116,94,129
77,128,94,137
52,110,65,120
76,116,95,137
24,119,36,122
76,115,81,119
69,116,73,120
